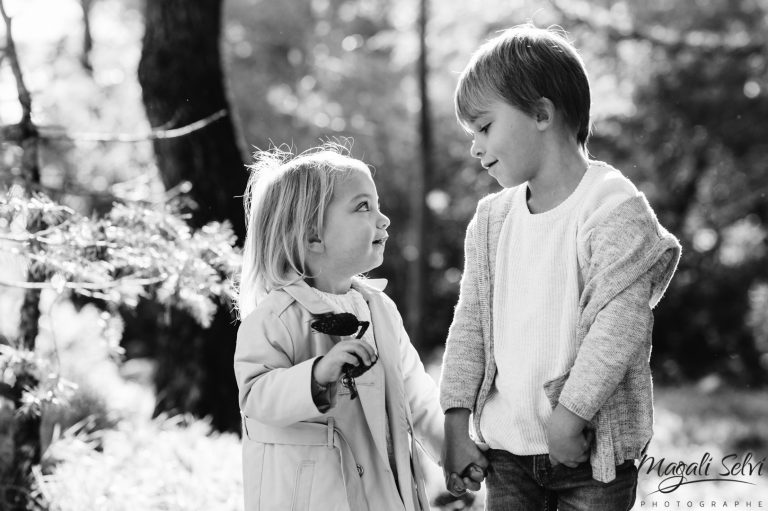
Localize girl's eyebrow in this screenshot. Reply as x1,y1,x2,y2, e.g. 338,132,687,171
349,193,375,203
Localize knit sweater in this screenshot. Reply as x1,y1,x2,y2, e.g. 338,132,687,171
481,163,639,454
439,161,681,482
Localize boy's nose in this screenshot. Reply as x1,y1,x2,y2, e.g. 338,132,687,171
470,139,484,158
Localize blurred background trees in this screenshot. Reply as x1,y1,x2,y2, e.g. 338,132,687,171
0,0,766,466
2,0,768,507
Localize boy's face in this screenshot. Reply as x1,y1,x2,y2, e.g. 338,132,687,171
468,99,545,188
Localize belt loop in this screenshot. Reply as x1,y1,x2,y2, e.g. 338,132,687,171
326,417,335,448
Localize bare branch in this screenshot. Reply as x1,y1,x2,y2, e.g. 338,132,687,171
80,0,94,72
0,273,168,291
36,109,228,143
1,0,40,186
0,0,32,123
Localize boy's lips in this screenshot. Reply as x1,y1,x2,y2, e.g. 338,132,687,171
482,160,498,170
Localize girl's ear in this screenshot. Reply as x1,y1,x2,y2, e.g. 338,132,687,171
307,229,325,253
534,98,555,130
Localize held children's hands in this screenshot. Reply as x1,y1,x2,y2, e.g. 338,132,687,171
442,416,489,496
547,403,593,468
312,340,377,385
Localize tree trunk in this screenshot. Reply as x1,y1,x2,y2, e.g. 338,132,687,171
405,0,432,347
137,0,247,432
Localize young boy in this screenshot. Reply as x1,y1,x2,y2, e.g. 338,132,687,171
439,24,681,510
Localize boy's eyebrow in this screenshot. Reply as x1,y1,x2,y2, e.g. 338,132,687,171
465,112,490,132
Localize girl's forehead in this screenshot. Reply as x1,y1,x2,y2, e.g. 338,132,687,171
334,167,376,196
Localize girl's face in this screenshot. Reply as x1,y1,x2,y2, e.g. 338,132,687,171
307,167,390,293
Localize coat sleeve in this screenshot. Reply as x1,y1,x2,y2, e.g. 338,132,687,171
394,311,444,464
234,308,329,426
439,216,486,412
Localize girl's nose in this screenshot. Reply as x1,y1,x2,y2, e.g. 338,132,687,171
377,211,390,230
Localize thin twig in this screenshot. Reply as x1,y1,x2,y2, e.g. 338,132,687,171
79,0,93,72
36,109,228,143
0,0,32,124
1,0,40,186
0,274,168,291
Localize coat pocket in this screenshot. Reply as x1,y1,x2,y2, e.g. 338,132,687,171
291,461,315,511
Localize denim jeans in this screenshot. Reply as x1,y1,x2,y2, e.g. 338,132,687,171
484,450,638,511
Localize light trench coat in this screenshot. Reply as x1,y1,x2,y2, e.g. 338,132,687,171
235,278,443,511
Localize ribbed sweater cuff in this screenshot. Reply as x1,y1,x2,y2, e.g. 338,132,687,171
557,393,598,422
440,398,475,414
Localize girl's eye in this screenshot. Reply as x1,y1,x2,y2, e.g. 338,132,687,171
356,201,370,211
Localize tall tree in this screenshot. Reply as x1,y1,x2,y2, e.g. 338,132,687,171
137,0,247,432
405,0,433,347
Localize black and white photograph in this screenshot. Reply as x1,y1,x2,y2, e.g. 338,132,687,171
1,0,767,509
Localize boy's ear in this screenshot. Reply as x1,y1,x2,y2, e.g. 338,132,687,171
534,98,555,129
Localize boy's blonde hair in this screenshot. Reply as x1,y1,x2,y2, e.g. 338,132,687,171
455,24,591,148
237,142,368,318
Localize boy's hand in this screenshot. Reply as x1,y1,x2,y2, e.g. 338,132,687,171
312,341,377,385
442,409,489,495
547,403,593,468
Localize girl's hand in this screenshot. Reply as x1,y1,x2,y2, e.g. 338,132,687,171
313,340,377,385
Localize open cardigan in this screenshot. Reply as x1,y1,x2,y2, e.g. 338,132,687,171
440,185,681,482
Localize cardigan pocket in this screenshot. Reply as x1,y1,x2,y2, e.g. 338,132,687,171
543,371,570,408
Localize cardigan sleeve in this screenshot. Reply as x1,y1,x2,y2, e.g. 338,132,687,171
439,215,486,412
557,196,680,420
557,272,654,420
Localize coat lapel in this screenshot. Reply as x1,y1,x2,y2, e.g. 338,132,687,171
283,278,394,470
356,281,423,510
352,279,397,470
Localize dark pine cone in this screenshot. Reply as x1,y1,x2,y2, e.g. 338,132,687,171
310,312,363,337
311,312,374,387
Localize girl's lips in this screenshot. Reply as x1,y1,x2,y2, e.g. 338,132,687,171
373,236,388,245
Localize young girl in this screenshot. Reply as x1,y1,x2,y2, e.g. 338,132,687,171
234,143,444,511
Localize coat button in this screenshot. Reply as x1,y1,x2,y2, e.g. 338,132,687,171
357,464,364,476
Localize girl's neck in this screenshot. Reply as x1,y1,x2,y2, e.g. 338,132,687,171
308,274,353,294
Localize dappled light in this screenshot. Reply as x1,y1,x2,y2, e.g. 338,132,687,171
1,0,767,509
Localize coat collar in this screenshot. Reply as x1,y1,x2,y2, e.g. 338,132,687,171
279,275,388,314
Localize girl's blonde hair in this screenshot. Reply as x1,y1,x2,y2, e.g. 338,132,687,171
237,142,368,318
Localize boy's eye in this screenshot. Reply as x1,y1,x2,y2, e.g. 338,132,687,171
479,122,491,134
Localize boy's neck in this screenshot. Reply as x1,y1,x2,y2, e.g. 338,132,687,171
526,144,589,214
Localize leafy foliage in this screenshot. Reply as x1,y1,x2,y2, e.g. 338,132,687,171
0,187,241,328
